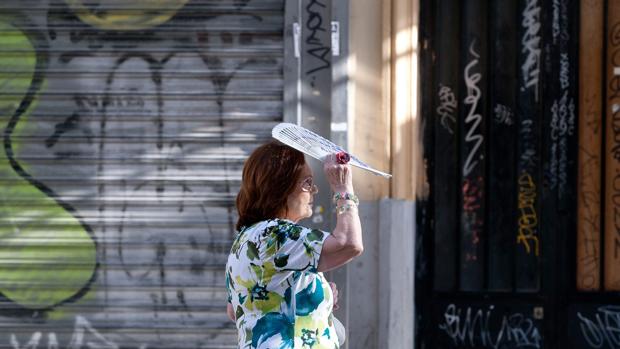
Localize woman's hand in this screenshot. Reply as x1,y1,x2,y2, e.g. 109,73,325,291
329,282,340,310
227,302,235,322
323,154,353,194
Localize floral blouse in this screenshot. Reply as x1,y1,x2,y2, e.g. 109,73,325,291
225,219,338,349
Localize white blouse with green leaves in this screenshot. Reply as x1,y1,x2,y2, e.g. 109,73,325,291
225,219,339,349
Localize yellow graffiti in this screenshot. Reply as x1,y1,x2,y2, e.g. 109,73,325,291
517,172,540,255
0,20,96,309
65,0,190,30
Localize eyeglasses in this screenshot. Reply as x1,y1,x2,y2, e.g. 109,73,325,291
300,177,318,194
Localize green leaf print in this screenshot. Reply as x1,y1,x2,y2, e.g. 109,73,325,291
307,229,324,242
228,267,235,289
274,254,289,268
246,241,259,260
235,305,244,320
304,241,315,257
265,239,277,258
245,328,253,345
262,261,277,284
295,278,324,316
253,291,283,313
231,237,242,256
252,312,294,349
301,328,319,347
287,224,302,240
295,316,325,348
242,282,283,313
250,263,262,278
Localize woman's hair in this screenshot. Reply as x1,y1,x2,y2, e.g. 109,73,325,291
235,140,306,231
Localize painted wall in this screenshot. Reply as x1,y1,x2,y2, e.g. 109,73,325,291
348,0,390,201
417,0,620,348
348,0,422,202
344,1,418,348
0,1,283,348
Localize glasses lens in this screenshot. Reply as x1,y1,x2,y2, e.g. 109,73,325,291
301,177,313,191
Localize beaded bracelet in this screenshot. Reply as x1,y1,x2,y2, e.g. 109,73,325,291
332,192,359,205
335,203,357,215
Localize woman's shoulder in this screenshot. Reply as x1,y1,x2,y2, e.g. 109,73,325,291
238,219,327,246
265,220,329,243
266,219,319,235
236,219,292,240
241,218,308,233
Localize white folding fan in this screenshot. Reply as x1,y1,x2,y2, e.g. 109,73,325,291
272,123,392,178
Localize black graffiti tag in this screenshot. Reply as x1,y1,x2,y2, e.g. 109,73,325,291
304,0,331,75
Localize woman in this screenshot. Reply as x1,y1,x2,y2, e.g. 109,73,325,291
225,140,363,349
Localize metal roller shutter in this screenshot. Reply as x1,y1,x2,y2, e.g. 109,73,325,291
0,0,284,347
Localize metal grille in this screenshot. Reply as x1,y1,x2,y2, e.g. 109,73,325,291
0,0,284,347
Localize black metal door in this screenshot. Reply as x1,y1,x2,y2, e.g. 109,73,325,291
417,0,620,348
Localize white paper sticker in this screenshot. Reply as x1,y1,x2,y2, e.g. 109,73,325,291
331,122,347,132
331,21,340,56
293,22,301,58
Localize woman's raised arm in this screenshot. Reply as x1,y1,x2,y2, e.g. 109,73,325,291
318,154,363,272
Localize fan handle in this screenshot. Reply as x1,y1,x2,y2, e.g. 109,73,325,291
336,151,351,164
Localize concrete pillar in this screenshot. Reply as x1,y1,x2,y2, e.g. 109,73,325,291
344,199,415,349
378,199,415,349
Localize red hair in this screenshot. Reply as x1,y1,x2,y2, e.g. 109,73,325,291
235,140,306,231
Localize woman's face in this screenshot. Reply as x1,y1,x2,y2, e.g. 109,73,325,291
283,163,318,223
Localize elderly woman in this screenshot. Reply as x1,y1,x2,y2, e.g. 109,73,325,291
225,140,363,349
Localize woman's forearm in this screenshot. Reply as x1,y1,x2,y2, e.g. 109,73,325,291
331,189,363,252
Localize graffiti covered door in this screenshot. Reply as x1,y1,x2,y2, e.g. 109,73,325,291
0,0,284,347
419,0,620,348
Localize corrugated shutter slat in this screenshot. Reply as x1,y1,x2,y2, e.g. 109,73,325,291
0,1,283,347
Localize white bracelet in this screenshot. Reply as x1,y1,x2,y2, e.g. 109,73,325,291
335,203,357,215
332,192,359,205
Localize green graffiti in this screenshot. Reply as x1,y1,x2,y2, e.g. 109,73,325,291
0,20,96,310
65,0,190,30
